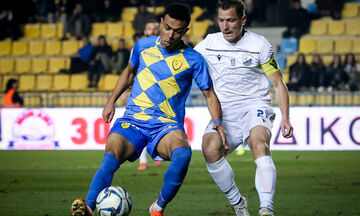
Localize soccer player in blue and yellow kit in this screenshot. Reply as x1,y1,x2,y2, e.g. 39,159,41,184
71,2,227,216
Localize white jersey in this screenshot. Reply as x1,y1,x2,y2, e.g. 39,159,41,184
194,31,279,110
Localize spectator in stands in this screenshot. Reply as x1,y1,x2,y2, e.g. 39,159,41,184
110,39,130,74
96,0,120,22
315,0,343,19
287,53,311,91
32,0,55,23
88,35,113,88
282,0,309,39
310,54,327,91
343,53,360,91
3,79,23,108
66,3,91,40
0,9,21,40
68,36,94,74
328,54,348,91
132,3,156,33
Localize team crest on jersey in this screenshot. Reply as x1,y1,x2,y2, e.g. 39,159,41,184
121,122,130,129
242,54,252,66
172,59,182,71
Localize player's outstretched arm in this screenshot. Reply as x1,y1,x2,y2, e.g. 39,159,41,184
202,86,229,150
268,70,293,138
103,64,137,123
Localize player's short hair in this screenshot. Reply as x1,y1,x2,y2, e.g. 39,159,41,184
218,0,246,18
164,2,191,26
145,19,158,25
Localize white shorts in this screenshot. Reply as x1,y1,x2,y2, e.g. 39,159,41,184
204,105,276,154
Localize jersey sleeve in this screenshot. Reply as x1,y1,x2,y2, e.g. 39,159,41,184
129,40,140,68
259,39,280,76
192,54,213,91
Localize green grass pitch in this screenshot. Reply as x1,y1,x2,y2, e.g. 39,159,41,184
0,150,359,216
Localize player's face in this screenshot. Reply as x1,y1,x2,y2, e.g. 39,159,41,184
160,14,189,51
218,7,246,43
144,22,159,37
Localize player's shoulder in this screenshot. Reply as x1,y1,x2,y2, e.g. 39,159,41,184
135,36,158,49
243,31,271,47
183,45,206,64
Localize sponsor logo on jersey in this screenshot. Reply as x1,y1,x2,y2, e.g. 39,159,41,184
217,54,221,61
143,50,161,60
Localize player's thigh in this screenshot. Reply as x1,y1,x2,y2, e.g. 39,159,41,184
105,133,137,163
156,130,190,160
202,132,225,163
246,125,271,159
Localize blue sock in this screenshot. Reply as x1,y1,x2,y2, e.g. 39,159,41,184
85,153,120,211
157,147,192,208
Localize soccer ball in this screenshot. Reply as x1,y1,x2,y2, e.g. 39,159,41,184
96,186,132,216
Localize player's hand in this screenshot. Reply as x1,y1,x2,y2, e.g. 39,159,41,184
102,102,115,123
281,119,293,138
213,123,229,150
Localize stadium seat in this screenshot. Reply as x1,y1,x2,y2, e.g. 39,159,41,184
107,22,123,38
298,93,314,106
18,75,36,91
309,20,328,36
123,22,135,39
328,20,345,36
31,58,48,73
276,56,286,70
191,6,203,21
45,41,61,56
345,20,360,36
155,6,164,15
316,38,333,54
0,58,14,74
2,75,19,91
191,21,210,37
91,23,107,39
62,40,79,56
285,55,297,68
36,74,53,91
342,2,359,18
279,37,298,54
28,41,45,56
298,38,316,54
70,74,88,90
353,38,360,53
99,74,118,91
289,93,297,105
24,24,41,38
334,38,352,54
322,55,333,66
57,22,64,38
52,74,70,91
0,41,11,56
121,7,137,22
11,41,28,56
41,23,57,39
48,57,66,73
334,94,352,106
315,94,332,106
15,58,31,74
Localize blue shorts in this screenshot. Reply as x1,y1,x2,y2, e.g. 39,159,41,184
109,117,184,162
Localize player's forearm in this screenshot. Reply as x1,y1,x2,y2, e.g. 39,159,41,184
107,65,134,104
203,87,223,121
275,82,290,121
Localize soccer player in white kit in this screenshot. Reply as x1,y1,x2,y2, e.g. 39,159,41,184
194,0,293,215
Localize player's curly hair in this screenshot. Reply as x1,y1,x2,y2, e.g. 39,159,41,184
164,2,191,26
218,0,246,18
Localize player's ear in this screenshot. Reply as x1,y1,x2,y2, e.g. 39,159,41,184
242,15,247,26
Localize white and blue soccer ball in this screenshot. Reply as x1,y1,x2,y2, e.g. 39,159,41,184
96,186,132,216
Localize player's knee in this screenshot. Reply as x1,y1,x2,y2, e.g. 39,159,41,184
202,142,225,163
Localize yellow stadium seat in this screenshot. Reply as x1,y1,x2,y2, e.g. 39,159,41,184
15,58,31,74
286,55,297,68
0,58,14,74
316,38,333,54
91,23,107,38
36,74,53,91
18,75,36,91
334,94,352,106
305,55,313,64
70,74,88,90
328,20,345,36
107,22,123,38
353,38,360,53
41,23,57,39
191,21,210,37
57,22,64,38
155,6,164,15
121,7,137,22
28,41,45,56
309,20,328,36
345,20,360,36
11,41,28,56
45,41,61,56
99,74,118,91
123,22,135,39
0,41,11,56
62,40,79,55
334,38,352,54
125,39,134,50
2,75,19,91
24,24,41,38
32,58,48,73
53,74,70,91
298,38,316,54
298,94,314,106
322,55,333,66
49,57,66,73
342,2,359,18
191,6,203,21
289,93,297,105
315,94,332,106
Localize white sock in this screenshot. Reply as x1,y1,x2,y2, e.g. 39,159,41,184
139,149,147,164
206,157,241,205
153,202,163,211
255,155,276,210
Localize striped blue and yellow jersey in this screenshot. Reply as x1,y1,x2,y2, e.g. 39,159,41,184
123,36,212,126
